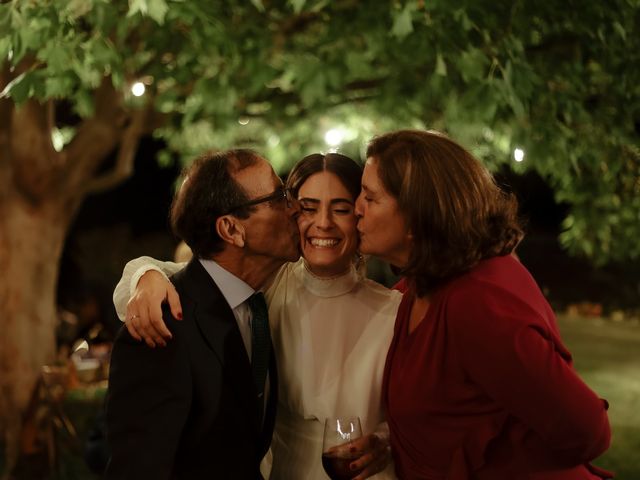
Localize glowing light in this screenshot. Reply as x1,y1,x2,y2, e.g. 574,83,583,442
324,128,345,147
131,82,146,97
238,117,250,125
513,148,525,162
50,127,75,152
268,135,280,147
51,129,65,152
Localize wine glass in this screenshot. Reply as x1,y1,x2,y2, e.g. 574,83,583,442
322,416,363,480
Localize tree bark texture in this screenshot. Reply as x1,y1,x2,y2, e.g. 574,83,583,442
0,196,68,476
0,81,145,476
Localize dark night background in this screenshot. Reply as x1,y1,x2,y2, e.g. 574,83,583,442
57,137,640,343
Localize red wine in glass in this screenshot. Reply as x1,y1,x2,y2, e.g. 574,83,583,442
322,450,362,480
322,416,363,480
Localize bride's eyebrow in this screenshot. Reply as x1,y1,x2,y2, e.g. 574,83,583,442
330,198,354,206
298,198,353,205
298,198,320,204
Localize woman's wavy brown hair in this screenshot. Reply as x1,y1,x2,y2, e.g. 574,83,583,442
366,129,523,296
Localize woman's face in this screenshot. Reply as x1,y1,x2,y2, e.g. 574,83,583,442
355,158,412,267
296,171,359,277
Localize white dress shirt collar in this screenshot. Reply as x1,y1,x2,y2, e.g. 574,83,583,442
199,258,255,307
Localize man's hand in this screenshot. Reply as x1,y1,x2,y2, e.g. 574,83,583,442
125,270,183,348
348,433,392,479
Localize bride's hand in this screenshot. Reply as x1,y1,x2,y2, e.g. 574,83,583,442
126,270,183,348
347,433,391,479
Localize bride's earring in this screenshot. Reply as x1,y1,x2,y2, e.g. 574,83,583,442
354,252,365,273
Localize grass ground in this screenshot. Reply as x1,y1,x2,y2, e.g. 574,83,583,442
558,315,640,479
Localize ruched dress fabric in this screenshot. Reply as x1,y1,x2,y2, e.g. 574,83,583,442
262,259,401,480
383,255,612,480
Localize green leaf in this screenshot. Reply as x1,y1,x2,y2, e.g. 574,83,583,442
453,9,474,32
72,58,103,88
2,72,32,104
391,4,414,40
613,21,626,40
84,37,117,66
435,53,447,76
147,0,168,24
250,0,265,12
74,89,95,117
457,47,488,82
37,42,72,73
300,74,326,108
45,75,75,98
157,149,175,167
0,36,10,62
0,5,10,29
64,0,94,20
289,0,306,14
17,26,39,57
127,0,167,24
127,0,148,17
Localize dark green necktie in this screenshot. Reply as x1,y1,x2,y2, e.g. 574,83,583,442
247,292,271,423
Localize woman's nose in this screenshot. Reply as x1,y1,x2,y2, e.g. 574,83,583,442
316,208,332,228
354,194,364,218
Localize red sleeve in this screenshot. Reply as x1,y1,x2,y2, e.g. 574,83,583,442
392,277,409,293
447,281,611,466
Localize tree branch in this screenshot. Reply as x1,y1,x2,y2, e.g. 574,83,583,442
62,79,128,191
62,76,165,197
9,99,65,204
83,106,148,194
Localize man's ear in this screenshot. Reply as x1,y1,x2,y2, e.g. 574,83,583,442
216,215,246,248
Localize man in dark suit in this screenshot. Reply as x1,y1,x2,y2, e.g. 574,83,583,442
105,149,300,479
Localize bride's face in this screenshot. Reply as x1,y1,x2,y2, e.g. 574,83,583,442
296,171,359,277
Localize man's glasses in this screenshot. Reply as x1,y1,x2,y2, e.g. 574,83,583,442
226,186,294,215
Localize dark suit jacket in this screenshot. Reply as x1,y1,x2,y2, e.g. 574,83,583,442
106,259,277,479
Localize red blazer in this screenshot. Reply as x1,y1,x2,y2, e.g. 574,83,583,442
384,255,612,479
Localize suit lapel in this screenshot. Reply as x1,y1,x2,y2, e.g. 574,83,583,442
176,259,259,431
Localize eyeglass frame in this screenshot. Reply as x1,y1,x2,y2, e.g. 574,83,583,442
225,186,295,215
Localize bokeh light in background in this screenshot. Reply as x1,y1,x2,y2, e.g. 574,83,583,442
324,128,345,150
131,82,146,97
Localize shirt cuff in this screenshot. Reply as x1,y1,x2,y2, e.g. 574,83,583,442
129,264,170,296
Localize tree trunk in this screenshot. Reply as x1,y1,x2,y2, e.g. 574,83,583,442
0,77,145,476
0,194,70,476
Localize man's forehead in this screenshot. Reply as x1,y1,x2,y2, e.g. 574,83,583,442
233,158,278,192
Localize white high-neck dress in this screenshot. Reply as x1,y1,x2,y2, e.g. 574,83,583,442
262,259,400,479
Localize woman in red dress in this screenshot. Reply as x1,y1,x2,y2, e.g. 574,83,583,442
354,129,612,480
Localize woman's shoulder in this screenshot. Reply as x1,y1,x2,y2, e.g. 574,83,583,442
441,255,553,330
358,276,403,307
446,254,536,295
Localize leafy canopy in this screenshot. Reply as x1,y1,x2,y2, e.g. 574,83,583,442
1,0,639,265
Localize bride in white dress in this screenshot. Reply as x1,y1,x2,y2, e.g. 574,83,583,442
113,153,401,479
